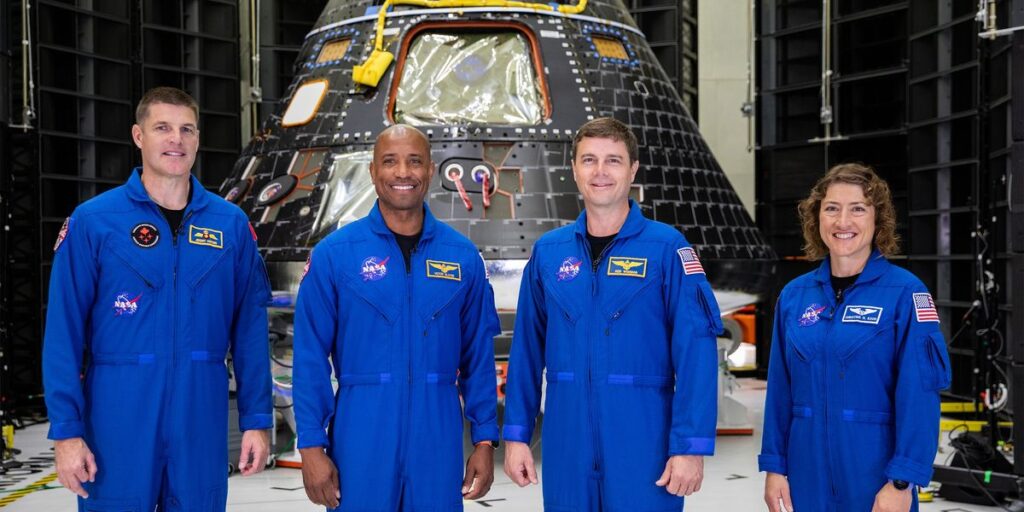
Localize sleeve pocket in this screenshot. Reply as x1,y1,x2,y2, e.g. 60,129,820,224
696,281,725,337
918,330,952,391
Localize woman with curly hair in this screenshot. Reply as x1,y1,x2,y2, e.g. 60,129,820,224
758,164,951,512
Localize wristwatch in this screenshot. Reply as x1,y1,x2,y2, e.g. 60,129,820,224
891,480,910,490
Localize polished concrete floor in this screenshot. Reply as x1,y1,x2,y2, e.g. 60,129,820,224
5,379,1004,511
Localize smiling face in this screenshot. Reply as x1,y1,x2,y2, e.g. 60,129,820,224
819,182,876,265
572,136,639,211
369,127,434,214
131,102,199,179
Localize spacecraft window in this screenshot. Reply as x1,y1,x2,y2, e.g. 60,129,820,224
282,79,329,127
390,24,549,126
312,150,376,238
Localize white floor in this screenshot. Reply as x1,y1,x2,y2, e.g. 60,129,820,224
4,379,1004,511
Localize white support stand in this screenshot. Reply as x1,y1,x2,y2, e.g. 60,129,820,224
717,333,753,435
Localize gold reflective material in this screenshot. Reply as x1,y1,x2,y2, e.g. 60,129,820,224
395,32,543,125
592,35,628,60
317,38,352,63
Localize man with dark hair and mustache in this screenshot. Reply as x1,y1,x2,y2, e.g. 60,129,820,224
293,124,501,510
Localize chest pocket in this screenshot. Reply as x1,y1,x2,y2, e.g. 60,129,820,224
419,278,465,324
836,323,890,362
600,267,660,321
109,242,165,291
540,270,582,326
186,245,234,293
338,273,397,324
784,325,818,362
540,284,581,323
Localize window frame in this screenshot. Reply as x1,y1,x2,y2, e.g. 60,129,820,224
386,21,552,125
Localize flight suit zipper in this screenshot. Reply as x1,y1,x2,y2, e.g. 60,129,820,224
823,279,856,500
390,233,419,487
171,211,194,364
584,236,616,474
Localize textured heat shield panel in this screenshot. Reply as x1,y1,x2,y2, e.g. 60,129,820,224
222,0,775,294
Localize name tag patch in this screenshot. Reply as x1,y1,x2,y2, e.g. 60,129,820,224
426,260,461,281
842,305,883,325
607,257,647,278
189,225,224,249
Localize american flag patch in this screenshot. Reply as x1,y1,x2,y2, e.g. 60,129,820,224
913,293,940,323
677,247,705,275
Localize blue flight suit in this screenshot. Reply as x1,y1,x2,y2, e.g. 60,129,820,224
502,201,722,512
43,168,273,511
292,202,500,512
758,251,951,511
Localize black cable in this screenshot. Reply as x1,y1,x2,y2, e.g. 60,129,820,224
269,330,293,368
948,432,1013,511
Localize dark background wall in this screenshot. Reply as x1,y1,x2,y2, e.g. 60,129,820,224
2,1,1021,471
0,0,698,422
755,0,1023,468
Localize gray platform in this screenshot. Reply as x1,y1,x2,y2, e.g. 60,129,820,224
4,379,1002,511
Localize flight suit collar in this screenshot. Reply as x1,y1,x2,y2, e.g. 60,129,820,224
125,166,210,213
572,199,646,240
812,248,890,285
366,200,438,243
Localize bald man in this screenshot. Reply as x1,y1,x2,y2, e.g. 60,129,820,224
292,125,501,511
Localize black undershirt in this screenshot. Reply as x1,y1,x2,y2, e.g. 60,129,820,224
158,185,194,234
392,230,422,273
831,273,860,303
587,232,617,265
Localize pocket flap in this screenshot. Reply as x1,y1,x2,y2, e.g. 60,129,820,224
110,243,164,289
784,327,815,362
837,324,888,361
696,281,724,336
420,281,466,323
544,285,581,324
919,330,952,391
338,273,396,324
601,273,659,321
187,245,234,290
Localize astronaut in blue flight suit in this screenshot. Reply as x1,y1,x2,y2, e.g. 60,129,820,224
43,87,273,511
759,164,951,512
502,117,723,511
292,124,501,511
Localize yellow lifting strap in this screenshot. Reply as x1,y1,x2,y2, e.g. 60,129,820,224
353,0,588,87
